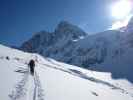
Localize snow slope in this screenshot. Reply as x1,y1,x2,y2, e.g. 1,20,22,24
0,44,133,100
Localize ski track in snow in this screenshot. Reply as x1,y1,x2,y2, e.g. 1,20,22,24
9,73,29,100
9,68,45,100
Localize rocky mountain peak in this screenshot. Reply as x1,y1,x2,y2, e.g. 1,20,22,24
54,21,87,39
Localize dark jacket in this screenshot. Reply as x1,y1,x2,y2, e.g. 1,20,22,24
28,59,35,75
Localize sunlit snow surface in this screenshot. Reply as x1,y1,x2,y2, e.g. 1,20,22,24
0,44,133,100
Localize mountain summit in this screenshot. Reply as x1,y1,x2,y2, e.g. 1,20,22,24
21,21,87,53
55,21,87,39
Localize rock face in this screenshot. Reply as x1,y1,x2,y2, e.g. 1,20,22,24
21,21,87,53
21,18,133,82
21,21,87,58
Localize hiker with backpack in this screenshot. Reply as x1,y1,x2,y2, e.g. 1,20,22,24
28,59,35,76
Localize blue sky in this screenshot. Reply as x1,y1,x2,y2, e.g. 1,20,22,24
0,0,116,46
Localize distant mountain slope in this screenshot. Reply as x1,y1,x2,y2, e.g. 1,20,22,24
21,18,133,82
0,44,133,100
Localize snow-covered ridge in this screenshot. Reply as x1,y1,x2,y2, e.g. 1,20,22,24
0,44,133,100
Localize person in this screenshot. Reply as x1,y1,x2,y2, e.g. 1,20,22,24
28,59,35,75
